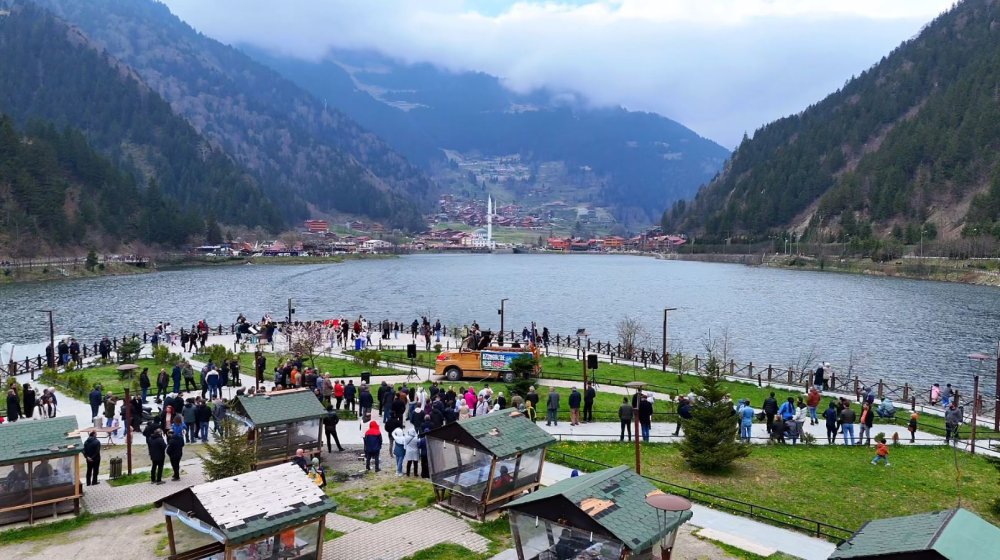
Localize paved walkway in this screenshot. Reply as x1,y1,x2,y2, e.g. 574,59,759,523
325,512,373,534
82,459,206,514
323,507,490,560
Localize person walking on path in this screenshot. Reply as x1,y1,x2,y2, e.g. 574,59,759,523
944,402,963,445
674,398,692,437
166,434,184,481
762,393,778,434
638,394,653,442
323,406,344,452
840,404,856,446
583,383,596,423
546,387,560,426
148,429,167,485
823,401,839,444
618,397,633,441
363,421,383,472
83,431,101,485
568,387,582,426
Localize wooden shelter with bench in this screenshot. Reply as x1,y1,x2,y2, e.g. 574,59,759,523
228,388,326,468
425,410,555,519
156,462,337,560
0,416,82,526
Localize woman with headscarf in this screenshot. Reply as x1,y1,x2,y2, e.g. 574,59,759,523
458,400,471,420
363,420,383,472
403,427,420,477
391,422,406,475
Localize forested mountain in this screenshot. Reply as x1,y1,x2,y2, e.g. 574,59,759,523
244,47,730,225
670,0,1000,242
0,2,282,236
34,0,432,231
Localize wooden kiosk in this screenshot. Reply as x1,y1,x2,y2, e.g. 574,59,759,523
0,416,82,526
426,411,555,520
228,389,326,468
505,466,692,560
156,462,337,560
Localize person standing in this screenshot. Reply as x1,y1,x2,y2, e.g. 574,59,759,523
166,433,184,481
148,429,167,485
334,380,345,410
568,387,582,426
674,398,692,436
762,392,778,434
545,387,560,426
738,399,755,443
195,398,211,443
638,394,653,442
182,400,197,443
155,369,169,403
823,401,839,444
363,421,383,472
323,406,344,452
403,427,420,477
617,397,633,441
22,384,36,419
344,380,357,413
171,362,182,395
583,383,596,423
83,431,101,485
907,411,919,443
806,388,821,425
139,368,151,403
858,403,874,446
839,404,856,446
88,386,103,421
792,401,807,445
814,364,826,392
944,402,963,445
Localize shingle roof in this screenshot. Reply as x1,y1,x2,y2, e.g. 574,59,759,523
0,416,81,465
829,508,1000,559
507,465,691,551
446,411,556,457
233,389,327,427
160,463,337,545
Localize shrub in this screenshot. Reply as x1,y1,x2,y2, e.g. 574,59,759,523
201,344,236,366
118,338,142,363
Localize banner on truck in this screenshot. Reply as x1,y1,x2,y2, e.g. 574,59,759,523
480,351,523,371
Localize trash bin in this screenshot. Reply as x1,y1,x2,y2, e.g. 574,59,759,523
361,371,371,385
109,457,123,480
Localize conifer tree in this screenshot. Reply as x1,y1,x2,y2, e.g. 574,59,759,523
678,356,750,472
199,417,256,481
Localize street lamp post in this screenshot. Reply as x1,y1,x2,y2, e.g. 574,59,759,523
662,307,677,372
625,381,646,474
38,309,55,373
645,493,693,560
498,298,508,345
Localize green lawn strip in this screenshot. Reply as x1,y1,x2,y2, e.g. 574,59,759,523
39,357,165,400
693,530,804,560
473,515,514,556
326,477,435,523
549,441,1000,533
401,543,483,560
107,468,174,487
324,528,345,541
213,352,401,379
0,503,154,545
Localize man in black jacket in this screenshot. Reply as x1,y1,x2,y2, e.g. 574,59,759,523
147,429,167,484
762,393,779,434
323,406,343,452
83,431,101,485
638,394,654,442
344,380,357,412
166,434,184,481
674,398,692,436
583,383,596,423
88,387,103,421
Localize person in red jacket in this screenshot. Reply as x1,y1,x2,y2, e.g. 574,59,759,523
871,438,890,466
334,380,345,410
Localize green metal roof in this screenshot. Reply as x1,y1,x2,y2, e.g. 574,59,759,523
829,508,1000,559
0,416,81,465
233,389,327,428
508,465,692,551
450,411,556,457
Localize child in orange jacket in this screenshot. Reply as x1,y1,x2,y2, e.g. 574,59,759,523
871,439,890,467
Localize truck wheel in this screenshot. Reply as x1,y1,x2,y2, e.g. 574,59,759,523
501,371,515,383
445,367,462,381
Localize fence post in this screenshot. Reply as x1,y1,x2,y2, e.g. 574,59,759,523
767,365,773,383
748,362,753,380
587,339,592,351
911,396,916,411
878,379,884,399
729,360,735,376
664,352,670,371
757,374,762,387
694,355,700,373
854,377,860,398
787,368,793,384
143,332,148,343
903,383,909,401
830,371,836,391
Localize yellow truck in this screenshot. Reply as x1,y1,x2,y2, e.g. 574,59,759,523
434,346,540,382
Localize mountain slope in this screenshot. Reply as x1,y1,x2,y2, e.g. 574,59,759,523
35,0,433,231
243,47,730,225
672,0,1000,241
0,2,282,232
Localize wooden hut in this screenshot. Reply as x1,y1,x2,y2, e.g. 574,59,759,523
156,462,337,560
505,466,693,560
0,416,82,526
228,388,326,468
828,508,1000,560
426,410,555,519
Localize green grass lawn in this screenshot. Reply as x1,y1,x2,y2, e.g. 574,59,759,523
324,528,345,541
549,441,1000,533
401,543,480,560
40,358,164,400
202,351,402,380
326,477,435,523
108,468,174,487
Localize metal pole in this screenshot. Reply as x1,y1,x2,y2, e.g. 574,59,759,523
634,402,641,475
499,298,508,344
124,388,133,475
971,375,979,454
995,340,999,432
662,308,676,372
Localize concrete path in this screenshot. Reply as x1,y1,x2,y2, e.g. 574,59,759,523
323,507,491,560
542,462,837,560
82,459,206,514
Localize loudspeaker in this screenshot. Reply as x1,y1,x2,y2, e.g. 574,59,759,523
407,344,417,359
587,354,599,370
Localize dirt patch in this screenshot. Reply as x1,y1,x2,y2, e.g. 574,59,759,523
674,525,742,560
0,508,164,559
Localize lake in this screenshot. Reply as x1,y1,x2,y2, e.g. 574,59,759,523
1,253,997,392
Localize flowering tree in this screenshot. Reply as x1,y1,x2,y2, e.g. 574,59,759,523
286,322,326,369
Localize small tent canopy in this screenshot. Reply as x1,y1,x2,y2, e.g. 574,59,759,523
426,411,556,519
506,466,692,560
0,416,82,526
829,508,1000,560
156,462,336,560
229,388,327,467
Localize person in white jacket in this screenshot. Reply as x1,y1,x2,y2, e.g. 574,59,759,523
403,428,420,477
391,425,407,475
791,401,808,445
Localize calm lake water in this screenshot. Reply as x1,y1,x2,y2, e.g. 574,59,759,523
2,253,997,391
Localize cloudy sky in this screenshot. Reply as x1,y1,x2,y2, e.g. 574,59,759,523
163,0,954,148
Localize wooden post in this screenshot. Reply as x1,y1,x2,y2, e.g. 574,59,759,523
694,355,700,373
830,371,836,391
971,375,980,455
748,362,753,380
124,388,133,475
165,516,177,557
878,379,884,399
903,383,909,401
729,360,735,376
582,354,587,388
787,368,793,384
767,365,773,383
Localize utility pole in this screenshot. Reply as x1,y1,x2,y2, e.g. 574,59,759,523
39,309,55,370
995,339,999,432
124,388,133,475
286,298,294,348
662,307,677,372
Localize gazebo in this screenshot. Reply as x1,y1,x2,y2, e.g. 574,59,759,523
505,466,693,560
426,410,555,519
228,388,326,468
156,462,337,560
828,508,1000,560
0,416,82,526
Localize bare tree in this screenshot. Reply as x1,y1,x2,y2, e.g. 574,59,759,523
790,345,819,383
701,327,736,365
616,315,651,360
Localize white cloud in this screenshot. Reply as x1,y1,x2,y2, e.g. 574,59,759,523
162,0,954,147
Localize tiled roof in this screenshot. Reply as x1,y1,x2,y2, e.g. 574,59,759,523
0,416,81,464
830,508,1000,559
507,465,691,551
449,411,556,457
163,463,337,545
233,389,327,427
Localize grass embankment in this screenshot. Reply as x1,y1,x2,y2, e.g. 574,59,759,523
0,261,150,285
549,441,1000,532
39,358,163,400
